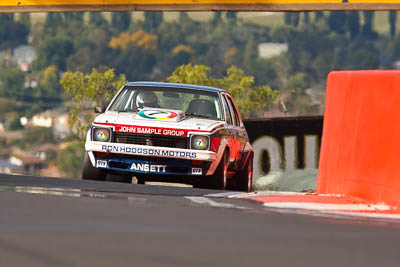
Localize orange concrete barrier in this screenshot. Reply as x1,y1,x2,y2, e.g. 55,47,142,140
317,70,400,207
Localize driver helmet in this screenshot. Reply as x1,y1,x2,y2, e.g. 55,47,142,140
136,91,158,108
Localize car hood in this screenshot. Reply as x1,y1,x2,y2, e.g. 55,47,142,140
93,108,225,132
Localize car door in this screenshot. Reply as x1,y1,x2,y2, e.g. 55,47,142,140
224,94,248,169
220,94,237,162
221,93,241,167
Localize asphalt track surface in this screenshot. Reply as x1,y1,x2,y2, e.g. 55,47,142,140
1,174,400,267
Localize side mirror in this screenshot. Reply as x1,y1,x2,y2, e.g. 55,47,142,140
94,106,106,113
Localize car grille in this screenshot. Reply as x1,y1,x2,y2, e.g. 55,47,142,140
113,133,188,149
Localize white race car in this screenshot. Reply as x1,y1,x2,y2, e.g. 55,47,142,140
82,82,253,191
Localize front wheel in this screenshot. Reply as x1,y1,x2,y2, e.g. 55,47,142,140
235,157,253,192
81,152,107,181
210,151,229,190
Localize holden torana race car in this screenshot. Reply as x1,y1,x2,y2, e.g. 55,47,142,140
82,82,254,191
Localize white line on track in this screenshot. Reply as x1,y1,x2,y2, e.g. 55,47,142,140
204,192,245,198
185,196,249,209
230,191,308,198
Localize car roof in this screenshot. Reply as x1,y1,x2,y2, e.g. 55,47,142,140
124,81,227,93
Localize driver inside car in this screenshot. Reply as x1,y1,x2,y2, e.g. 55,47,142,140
136,91,160,108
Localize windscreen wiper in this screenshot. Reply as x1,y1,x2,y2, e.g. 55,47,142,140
117,107,139,113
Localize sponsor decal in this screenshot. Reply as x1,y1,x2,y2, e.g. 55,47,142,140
116,125,185,137
138,109,177,120
191,168,202,175
101,145,198,159
93,122,215,137
96,160,107,168
131,163,167,173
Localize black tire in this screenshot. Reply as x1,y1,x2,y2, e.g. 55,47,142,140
209,151,229,190
235,157,253,192
81,152,107,181
135,176,145,184
107,174,132,183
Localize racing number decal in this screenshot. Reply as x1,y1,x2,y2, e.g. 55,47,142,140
192,168,202,175
97,160,107,168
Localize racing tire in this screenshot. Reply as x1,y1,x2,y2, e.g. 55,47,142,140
81,152,107,181
235,157,253,192
209,151,229,190
107,174,132,183
135,177,145,184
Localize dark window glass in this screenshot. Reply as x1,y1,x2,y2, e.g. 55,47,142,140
225,95,240,126
221,94,232,125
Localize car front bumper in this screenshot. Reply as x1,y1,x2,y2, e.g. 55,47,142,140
85,141,217,176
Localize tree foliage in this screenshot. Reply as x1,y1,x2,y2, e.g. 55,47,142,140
3,10,399,120
389,11,397,40
167,64,278,118
32,38,74,71
22,127,55,147
0,14,28,51
111,12,131,32
56,142,84,178
0,67,25,100
347,11,360,39
144,12,163,31
89,12,108,27
60,68,126,140
109,30,158,51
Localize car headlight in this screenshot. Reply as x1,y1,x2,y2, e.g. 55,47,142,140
92,127,112,142
190,135,210,150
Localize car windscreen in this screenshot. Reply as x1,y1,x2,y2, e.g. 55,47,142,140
108,86,224,120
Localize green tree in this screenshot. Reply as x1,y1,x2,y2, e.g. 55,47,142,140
32,38,74,71
144,12,163,31
7,116,23,131
362,11,377,39
347,49,379,69
89,12,108,27
44,13,63,35
56,142,84,178
19,13,31,30
111,12,131,32
312,51,339,81
0,14,28,51
292,13,300,27
389,11,397,40
284,13,292,25
0,67,25,100
314,11,324,22
328,11,347,34
211,12,222,26
347,11,360,39
60,68,126,140
303,12,310,25
63,12,84,23
285,12,300,27
35,65,63,107
22,127,55,147
178,12,191,24
111,44,157,81
167,64,278,118
281,73,312,115
226,11,237,25
243,37,258,65
0,98,15,122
